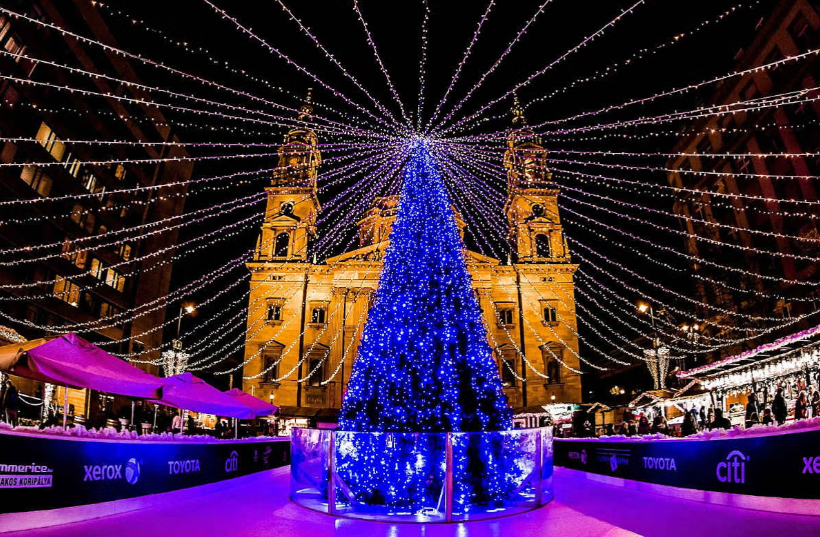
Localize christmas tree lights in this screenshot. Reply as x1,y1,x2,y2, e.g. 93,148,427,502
339,142,511,432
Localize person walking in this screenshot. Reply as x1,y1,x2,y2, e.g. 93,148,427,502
812,391,820,419
772,387,788,426
3,379,19,427
795,391,809,421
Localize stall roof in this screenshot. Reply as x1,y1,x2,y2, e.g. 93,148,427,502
679,323,820,379
0,334,163,400
154,372,254,419
276,406,320,418
224,388,278,418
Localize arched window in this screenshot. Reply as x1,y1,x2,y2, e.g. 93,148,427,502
535,234,551,258
274,232,290,257
542,345,563,384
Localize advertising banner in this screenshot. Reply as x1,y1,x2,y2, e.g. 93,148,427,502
0,432,290,513
555,429,820,499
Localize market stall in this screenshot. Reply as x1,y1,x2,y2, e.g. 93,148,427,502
678,324,820,425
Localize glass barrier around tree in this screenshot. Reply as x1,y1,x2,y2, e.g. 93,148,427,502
290,427,553,523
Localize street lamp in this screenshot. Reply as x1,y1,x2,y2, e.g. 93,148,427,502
637,301,662,389
681,323,701,369
551,393,556,403
176,302,196,339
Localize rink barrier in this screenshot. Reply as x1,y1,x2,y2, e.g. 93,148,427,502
0,429,290,516
554,428,820,515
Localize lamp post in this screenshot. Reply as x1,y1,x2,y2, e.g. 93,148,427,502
165,303,195,377
638,302,661,389
681,323,701,370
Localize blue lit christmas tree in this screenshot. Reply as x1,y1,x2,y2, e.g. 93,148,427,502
339,141,512,433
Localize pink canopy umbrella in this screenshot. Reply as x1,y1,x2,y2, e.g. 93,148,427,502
0,333,162,399
224,388,278,418
154,372,255,419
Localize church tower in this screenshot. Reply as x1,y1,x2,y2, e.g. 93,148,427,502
496,95,581,407
255,89,321,262
503,94,569,264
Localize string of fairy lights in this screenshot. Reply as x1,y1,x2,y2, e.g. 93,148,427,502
1,0,818,394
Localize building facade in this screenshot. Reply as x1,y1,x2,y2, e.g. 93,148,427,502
242,98,581,412
0,1,192,416
667,0,820,363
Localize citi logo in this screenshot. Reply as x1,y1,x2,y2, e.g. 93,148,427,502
716,450,748,484
643,457,677,471
802,456,820,474
168,459,201,475
84,458,140,485
225,451,239,473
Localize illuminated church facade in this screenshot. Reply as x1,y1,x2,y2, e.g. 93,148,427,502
242,95,581,412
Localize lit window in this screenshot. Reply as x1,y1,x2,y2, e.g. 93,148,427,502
89,258,105,280
105,268,126,292
61,241,87,269
113,164,127,181
63,154,81,177
118,244,132,261
20,165,52,197
3,36,24,61
0,17,11,43
81,169,98,191
35,122,65,161
53,276,80,306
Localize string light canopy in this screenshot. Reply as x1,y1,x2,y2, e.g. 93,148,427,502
0,0,815,392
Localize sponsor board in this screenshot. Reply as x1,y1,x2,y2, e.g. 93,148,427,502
0,462,53,489
553,428,820,499
0,432,289,514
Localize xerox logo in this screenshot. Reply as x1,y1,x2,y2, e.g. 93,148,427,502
802,456,820,474
168,459,201,475
716,451,748,484
225,451,239,473
84,458,140,485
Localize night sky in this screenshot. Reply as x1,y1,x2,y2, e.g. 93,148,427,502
95,0,776,389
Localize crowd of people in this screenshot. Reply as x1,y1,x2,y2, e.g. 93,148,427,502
609,386,820,437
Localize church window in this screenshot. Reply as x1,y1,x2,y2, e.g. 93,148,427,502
496,305,515,326
267,304,282,322
311,307,326,324
535,233,551,258
544,306,558,323
262,351,281,384
274,232,290,257
542,345,563,384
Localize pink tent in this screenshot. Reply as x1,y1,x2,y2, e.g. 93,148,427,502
155,372,255,419
224,388,278,418
0,333,162,399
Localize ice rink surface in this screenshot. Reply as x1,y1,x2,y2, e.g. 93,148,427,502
7,466,820,537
